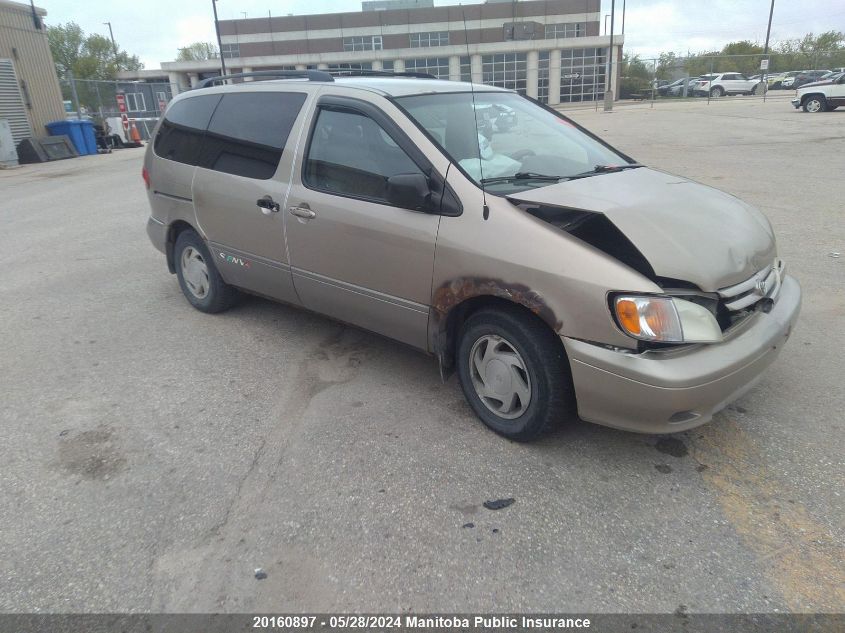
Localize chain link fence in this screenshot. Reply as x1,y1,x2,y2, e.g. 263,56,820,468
59,77,179,141
600,51,845,112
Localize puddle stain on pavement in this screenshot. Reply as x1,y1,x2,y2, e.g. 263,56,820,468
690,415,844,612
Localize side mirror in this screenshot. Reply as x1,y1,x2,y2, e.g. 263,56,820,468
386,173,431,211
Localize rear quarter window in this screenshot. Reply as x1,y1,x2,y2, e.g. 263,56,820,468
154,94,221,166
196,91,307,180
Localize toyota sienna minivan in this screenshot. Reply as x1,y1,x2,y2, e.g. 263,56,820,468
144,71,801,441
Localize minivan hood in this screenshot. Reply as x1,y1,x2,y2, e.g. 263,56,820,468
509,168,776,291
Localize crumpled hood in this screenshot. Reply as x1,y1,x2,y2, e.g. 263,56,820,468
509,167,776,291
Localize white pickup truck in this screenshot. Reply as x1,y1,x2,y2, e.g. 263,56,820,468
791,72,845,112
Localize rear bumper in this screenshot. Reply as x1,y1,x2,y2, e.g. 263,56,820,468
146,216,167,254
563,275,801,434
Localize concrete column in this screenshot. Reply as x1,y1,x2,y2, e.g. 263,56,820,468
548,49,561,105
471,54,483,84
188,73,200,88
241,66,253,81
526,50,539,99
317,63,329,70
295,64,306,71
168,71,188,95
371,60,383,71
448,55,461,82
393,59,405,73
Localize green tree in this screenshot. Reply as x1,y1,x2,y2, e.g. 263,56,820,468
176,42,219,61
619,53,654,98
47,21,143,80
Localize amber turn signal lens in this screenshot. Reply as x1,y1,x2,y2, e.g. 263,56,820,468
615,298,641,335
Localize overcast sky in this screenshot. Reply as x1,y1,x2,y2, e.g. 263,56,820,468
40,0,845,68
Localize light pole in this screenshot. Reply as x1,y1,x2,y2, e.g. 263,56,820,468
212,0,227,77
762,0,775,101
103,21,117,56
604,0,616,111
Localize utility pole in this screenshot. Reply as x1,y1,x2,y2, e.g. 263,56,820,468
622,0,626,35
762,0,775,102
604,0,616,111
103,21,117,56
212,0,227,77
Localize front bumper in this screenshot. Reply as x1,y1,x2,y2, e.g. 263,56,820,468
563,275,802,434
791,98,801,108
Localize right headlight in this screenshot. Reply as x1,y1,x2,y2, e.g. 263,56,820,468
613,295,722,344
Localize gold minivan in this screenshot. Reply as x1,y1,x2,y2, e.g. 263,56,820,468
144,71,801,441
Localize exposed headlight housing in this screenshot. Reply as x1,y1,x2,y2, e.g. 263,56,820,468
613,295,722,344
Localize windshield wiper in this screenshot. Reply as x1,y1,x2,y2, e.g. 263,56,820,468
481,172,564,185
566,163,644,180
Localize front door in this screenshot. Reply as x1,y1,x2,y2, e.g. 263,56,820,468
830,74,845,106
284,96,442,350
192,89,313,303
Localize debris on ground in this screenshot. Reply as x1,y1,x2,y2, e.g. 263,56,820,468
483,498,515,510
829,252,841,258
462,522,475,529
254,568,267,580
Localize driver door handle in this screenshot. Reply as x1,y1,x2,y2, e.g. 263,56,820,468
288,205,316,220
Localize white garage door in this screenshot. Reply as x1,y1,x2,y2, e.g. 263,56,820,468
0,59,33,144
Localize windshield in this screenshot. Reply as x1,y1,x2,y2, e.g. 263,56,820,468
393,91,631,193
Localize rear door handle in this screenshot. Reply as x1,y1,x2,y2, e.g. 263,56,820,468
256,195,280,214
288,206,316,220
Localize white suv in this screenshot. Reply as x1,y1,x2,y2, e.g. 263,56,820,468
791,71,845,112
693,73,765,97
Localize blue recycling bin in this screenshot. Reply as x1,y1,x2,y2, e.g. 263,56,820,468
46,120,96,156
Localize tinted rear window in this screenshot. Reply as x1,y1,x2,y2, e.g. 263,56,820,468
154,94,221,166
196,92,307,180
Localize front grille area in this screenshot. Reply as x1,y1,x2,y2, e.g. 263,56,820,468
716,259,785,329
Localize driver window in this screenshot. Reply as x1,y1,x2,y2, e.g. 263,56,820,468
304,108,423,203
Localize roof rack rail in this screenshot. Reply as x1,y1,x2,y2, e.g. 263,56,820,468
327,69,437,80
195,70,334,89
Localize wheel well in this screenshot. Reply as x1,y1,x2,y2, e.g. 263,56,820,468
802,92,825,104
165,220,196,273
435,295,564,379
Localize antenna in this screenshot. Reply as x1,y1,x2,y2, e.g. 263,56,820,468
462,10,489,220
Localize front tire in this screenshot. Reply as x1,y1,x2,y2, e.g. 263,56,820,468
456,306,576,441
174,229,238,313
803,96,827,113
710,86,724,98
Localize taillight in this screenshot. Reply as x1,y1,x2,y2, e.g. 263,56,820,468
142,166,150,190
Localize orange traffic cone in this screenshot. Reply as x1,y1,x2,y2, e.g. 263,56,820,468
130,121,142,145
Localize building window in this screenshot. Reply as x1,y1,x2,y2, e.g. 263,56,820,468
343,35,383,52
404,57,450,80
537,51,550,103
459,56,471,82
560,48,606,102
382,60,395,72
409,31,449,48
327,62,373,73
221,43,240,58
125,92,146,112
545,23,584,39
481,53,527,95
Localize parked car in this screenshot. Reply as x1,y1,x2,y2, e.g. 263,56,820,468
693,72,765,97
791,70,833,89
791,71,845,112
782,70,830,89
658,78,686,97
144,72,801,440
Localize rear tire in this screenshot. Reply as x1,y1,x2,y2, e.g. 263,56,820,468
803,96,827,113
456,305,576,441
174,229,238,313
710,86,724,98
